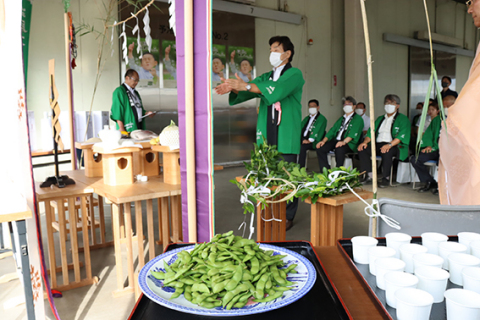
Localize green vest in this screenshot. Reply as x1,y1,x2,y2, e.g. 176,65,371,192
367,113,411,161
325,113,364,151
300,113,327,149
229,65,305,154
110,85,146,132
420,116,442,151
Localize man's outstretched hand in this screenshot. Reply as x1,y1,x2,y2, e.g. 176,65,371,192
214,77,232,95
226,73,247,91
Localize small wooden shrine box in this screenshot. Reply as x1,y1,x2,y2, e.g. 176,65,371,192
92,145,140,186
75,142,103,177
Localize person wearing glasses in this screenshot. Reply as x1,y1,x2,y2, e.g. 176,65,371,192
438,0,480,205
110,69,154,132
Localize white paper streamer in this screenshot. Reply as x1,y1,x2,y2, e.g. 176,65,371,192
111,21,116,57
131,13,143,59
327,170,401,230
143,7,152,52
119,22,128,65
168,0,176,36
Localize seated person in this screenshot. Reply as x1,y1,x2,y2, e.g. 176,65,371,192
298,99,327,168
355,102,370,137
316,96,363,171
411,103,441,193
410,102,423,153
358,94,411,188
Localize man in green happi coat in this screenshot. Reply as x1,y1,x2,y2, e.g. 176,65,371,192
110,69,154,133
298,99,327,168
316,96,364,172
215,36,305,231
358,94,411,188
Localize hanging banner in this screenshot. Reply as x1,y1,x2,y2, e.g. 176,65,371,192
0,0,45,318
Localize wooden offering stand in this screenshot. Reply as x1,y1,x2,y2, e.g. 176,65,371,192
152,145,180,185
235,176,287,242
134,142,160,177
75,142,103,177
92,145,140,186
306,189,373,246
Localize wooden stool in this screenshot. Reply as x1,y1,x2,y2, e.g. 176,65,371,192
93,146,140,186
256,194,287,242
75,142,103,177
152,145,180,185
306,189,373,246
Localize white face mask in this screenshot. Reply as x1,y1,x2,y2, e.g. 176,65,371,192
385,104,396,114
269,52,285,68
309,108,317,115
355,109,364,116
343,105,353,114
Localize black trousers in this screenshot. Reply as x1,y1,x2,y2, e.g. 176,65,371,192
298,142,315,168
281,154,300,221
316,139,352,172
410,151,439,183
359,142,399,179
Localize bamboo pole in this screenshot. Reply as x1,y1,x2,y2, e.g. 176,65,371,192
64,13,76,169
359,0,378,237
185,0,197,243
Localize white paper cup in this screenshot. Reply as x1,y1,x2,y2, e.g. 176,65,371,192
395,288,433,320
438,241,468,270
412,253,444,273
399,243,428,273
384,271,419,308
470,240,480,260
448,253,480,286
351,236,378,264
368,246,397,275
444,289,480,320
375,258,406,290
463,267,480,295
386,233,412,258
421,232,448,255
458,232,480,254
415,266,450,303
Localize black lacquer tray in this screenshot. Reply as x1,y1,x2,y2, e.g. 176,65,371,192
129,241,352,320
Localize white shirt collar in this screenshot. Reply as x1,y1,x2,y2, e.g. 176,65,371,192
272,64,286,81
310,112,318,118
124,83,135,94
344,112,354,119
384,112,397,119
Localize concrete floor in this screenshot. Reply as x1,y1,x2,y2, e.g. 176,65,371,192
0,158,439,319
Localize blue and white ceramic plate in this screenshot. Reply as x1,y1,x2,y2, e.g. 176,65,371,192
138,243,317,317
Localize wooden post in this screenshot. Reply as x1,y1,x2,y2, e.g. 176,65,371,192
184,0,197,243
64,13,76,169
359,0,378,237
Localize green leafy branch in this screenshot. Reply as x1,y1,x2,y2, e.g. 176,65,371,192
231,141,363,214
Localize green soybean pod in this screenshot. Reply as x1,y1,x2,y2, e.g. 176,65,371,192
184,291,192,302
170,286,184,299
222,291,235,308
199,301,215,309
226,294,242,310
284,263,298,273
254,289,264,300
225,278,238,291
150,271,165,280
213,279,227,293
214,300,222,307
250,257,260,275
233,301,248,309
222,230,234,237
265,275,272,290
242,271,252,281
279,269,287,280
238,292,251,302
201,247,210,260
